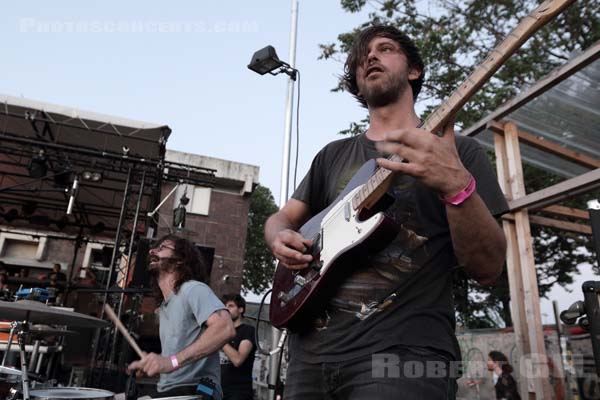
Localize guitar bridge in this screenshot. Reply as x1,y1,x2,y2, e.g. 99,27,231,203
278,269,318,306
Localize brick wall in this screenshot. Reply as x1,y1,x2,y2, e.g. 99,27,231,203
156,183,251,298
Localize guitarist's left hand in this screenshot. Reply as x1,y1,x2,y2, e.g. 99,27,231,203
375,120,472,199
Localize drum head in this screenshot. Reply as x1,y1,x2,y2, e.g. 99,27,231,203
30,387,114,399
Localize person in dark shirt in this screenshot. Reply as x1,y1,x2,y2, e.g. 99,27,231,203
48,263,67,281
264,25,508,399
220,294,256,400
488,351,521,400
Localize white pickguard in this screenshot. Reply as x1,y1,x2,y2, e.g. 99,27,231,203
318,185,385,275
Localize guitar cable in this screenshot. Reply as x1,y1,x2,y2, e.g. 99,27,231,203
292,70,301,191
255,288,274,355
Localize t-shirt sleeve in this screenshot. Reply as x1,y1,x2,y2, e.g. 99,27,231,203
292,147,328,216
241,324,256,348
182,281,226,327
457,136,509,217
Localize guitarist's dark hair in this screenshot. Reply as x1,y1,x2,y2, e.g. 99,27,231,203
343,25,425,108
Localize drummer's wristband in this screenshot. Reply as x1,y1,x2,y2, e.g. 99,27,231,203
170,355,180,371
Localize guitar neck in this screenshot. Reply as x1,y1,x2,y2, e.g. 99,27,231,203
352,0,575,211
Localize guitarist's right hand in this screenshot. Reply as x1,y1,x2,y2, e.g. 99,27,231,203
270,229,313,270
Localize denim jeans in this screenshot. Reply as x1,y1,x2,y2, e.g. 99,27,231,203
284,345,457,400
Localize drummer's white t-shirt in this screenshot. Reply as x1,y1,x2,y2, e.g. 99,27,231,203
158,280,225,398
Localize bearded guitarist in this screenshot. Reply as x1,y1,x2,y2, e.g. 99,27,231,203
265,25,508,399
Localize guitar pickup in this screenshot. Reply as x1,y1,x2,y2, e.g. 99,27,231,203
344,201,351,221
294,274,307,286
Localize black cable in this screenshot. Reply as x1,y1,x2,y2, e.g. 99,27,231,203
293,70,301,191
255,288,273,355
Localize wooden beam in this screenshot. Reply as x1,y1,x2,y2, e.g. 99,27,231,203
542,205,590,220
495,131,529,398
461,40,600,138
503,214,592,235
504,122,552,398
489,121,600,170
509,168,600,212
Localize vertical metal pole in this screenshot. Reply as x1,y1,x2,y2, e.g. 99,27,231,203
270,3,298,400
63,231,84,306
110,171,146,362
89,167,132,385
278,0,299,206
1,322,17,366
587,200,600,267
585,200,600,378
103,166,133,314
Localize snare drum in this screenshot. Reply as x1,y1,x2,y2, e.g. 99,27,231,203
30,387,115,399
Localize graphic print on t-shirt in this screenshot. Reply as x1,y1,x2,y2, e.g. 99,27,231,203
318,164,429,324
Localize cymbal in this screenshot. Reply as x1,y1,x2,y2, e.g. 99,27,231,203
0,300,108,329
0,366,21,376
0,325,78,337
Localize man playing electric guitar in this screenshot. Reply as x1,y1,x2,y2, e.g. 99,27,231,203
265,25,508,399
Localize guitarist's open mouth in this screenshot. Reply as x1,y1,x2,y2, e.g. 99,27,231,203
366,65,384,78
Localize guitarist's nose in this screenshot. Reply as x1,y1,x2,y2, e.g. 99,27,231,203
367,53,378,66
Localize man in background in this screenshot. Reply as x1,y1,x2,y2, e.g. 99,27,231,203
220,294,256,400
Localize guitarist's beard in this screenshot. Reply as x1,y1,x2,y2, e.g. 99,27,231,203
361,72,410,109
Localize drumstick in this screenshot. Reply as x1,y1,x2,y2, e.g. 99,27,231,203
104,304,145,358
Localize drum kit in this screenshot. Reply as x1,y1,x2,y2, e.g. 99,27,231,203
0,300,204,400
0,299,114,400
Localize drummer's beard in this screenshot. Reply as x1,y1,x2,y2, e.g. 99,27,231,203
148,256,181,275
149,257,182,300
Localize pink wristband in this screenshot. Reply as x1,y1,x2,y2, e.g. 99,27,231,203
440,175,476,206
170,355,180,370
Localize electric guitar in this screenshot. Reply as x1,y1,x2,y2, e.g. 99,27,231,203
269,0,576,331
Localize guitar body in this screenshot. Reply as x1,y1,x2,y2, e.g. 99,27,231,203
269,160,399,331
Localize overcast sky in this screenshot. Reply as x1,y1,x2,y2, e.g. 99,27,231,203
1,1,594,324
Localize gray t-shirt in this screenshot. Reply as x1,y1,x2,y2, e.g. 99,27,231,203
158,280,225,397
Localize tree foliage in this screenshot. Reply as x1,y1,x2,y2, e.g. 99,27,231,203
320,0,600,328
242,184,279,295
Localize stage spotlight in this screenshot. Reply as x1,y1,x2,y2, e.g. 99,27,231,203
82,171,103,183
22,201,37,216
29,215,50,226
28,151,48,178
56,216,69,230
90,221,106,235
248,46,284,75
53,163,72,188
173,194,189,230
248,45,297,79
4,209,19,223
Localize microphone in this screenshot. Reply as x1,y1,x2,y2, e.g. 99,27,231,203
66,177,79,215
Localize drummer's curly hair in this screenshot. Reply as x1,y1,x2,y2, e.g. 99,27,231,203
149,234,211,304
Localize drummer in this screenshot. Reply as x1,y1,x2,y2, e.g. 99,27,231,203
127,235,234,400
